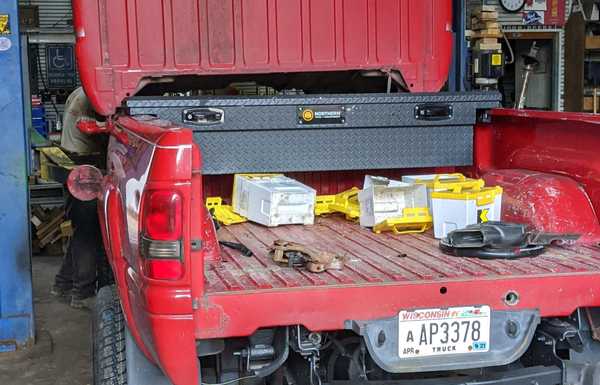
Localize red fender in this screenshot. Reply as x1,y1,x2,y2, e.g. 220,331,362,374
483,169,600,244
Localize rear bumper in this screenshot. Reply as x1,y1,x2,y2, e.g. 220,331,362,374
325,366,562,385
196,274,600,339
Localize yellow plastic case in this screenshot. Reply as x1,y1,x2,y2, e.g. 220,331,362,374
372,208,433,235
206,197,248,226
315,188,361,220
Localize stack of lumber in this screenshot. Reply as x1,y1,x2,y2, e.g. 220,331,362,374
470,5,503,51
31,206,71,252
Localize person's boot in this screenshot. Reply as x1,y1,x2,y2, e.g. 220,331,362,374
50,285,71,298
70,294,95,310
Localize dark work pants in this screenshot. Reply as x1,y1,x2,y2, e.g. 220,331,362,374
55,198,106,299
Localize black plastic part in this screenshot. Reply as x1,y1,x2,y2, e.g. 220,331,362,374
183,108,224,125
439,239,546,259
219,241,254,257
439,222,554,260
444,222,530,249
415,104,453,121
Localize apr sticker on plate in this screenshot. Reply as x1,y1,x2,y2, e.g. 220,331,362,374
398,306,490,358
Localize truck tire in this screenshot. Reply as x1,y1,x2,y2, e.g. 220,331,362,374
93,285,127,385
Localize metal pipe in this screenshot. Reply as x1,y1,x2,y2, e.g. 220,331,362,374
517,65,533,110
516,42,540,110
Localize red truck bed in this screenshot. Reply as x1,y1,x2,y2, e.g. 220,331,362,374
208,215,600,294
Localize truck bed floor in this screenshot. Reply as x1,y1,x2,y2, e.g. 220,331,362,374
206,216,600,294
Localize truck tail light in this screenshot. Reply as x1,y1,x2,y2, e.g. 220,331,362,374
143,190,182,241
141,190,184,280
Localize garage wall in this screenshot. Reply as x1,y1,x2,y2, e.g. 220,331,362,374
467,0,572,110
468,0,570,25
20,0,76,131
19,0,73,29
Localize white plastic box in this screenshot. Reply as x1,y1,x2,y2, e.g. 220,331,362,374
358,176,428,228
431,186,503,239
232,174,316,227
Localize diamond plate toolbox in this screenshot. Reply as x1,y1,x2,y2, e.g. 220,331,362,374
126,92,500,175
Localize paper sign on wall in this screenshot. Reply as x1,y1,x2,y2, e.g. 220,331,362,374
0,15,10,35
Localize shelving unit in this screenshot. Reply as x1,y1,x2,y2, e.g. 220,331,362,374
565,3,600,112
468,0,569,110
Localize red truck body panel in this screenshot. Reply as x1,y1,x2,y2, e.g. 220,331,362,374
98,110,600,385
72,0,453,115
202,216,600,339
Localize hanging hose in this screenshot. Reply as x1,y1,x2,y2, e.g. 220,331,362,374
502,30,515,65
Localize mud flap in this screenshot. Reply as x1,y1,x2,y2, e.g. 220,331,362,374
346,309,540,373
126,327,174,385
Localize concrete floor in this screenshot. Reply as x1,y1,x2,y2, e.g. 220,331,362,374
0,256,92,385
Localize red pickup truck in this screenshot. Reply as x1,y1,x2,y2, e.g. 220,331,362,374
73,2,600,385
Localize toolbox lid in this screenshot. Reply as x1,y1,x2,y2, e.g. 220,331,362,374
73,0,454,116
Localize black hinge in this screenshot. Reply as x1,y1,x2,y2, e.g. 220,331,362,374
191,239,202,251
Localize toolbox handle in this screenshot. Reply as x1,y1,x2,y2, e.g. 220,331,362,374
432,175,484,193
183,108,225,125
432,174,467,185
415,104,453,121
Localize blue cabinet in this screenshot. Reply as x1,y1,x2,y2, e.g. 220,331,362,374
0,0,35,352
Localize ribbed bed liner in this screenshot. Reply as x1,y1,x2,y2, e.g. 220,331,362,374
205,216,600,294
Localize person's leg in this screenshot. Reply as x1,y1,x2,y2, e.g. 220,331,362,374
70,200,100,308
52,196,74,297
71,231,98,299
51,239,74,297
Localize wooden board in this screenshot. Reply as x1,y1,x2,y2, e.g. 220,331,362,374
585,36,600,50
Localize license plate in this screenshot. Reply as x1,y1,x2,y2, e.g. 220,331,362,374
398,306,491,358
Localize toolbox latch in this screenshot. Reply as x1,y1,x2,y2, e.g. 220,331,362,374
183,108,225,125
415,104,453,121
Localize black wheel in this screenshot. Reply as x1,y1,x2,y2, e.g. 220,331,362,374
93,285,127,385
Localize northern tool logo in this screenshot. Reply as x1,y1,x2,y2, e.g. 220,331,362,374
302,109,315,122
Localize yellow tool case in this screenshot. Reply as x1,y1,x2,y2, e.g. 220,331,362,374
206,197,248,226
372,208,433,235
315,188,361,220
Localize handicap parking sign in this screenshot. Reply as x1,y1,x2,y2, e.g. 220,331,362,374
46,44,76,89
